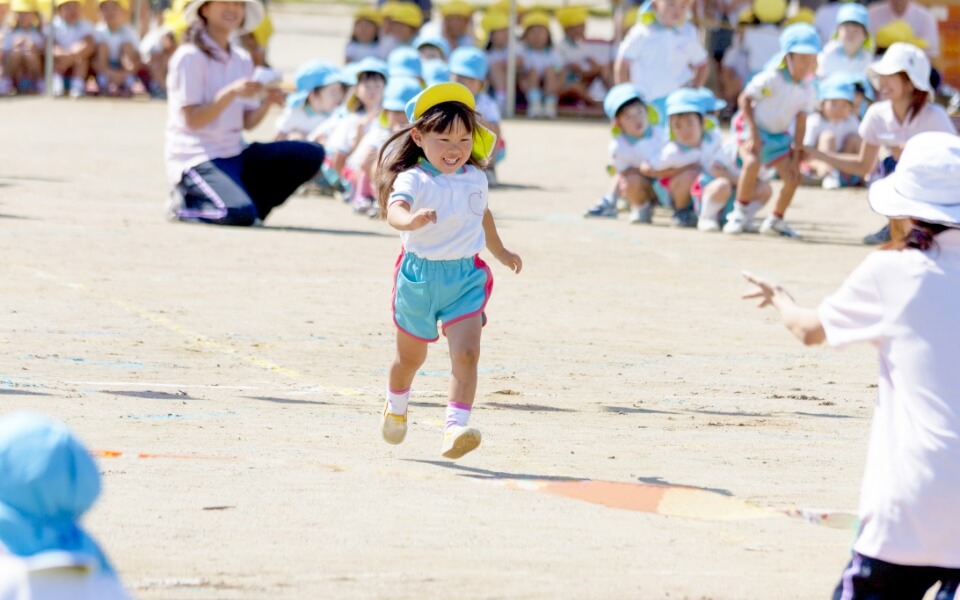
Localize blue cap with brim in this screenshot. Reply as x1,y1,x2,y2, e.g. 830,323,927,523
414,34,451,59
293,60,343,93
665,88,706,116
388,46,422,79
353,56,389,80
449,46,489,81
780,22,822,54
817,77,856,102
836,3,868,29
692,87,727,112
383,76,425,112
422,59,450,86
603,83,642,121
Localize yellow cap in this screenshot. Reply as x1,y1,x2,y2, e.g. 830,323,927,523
162,6,189,40
355,5,381,24
409,82,497,161
98,0,129,11
875,19,928,49
439,0,472,17
490,0,524,16
251,11,272,46
556,5,587,28
10,0,39,11
390,1,423,28
56,0,80,7
520,9,549,30
622,6,638,28
784,6,814,25
753,0,785,23
481,9,508,31
738,8,753,23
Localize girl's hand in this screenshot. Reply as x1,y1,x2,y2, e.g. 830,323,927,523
741,271,790,308
495,249,523,274
229,79,264,98
407,208,437,230
743,134,762,157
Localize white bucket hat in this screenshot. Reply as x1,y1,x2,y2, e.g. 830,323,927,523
867,42,931,93
184,0,265,34
868,132,960,226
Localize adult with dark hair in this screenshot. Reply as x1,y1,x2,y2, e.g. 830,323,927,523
743,131,960,600
164,0,324,226
801,43,956,244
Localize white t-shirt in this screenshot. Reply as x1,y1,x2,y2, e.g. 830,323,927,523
276,106,331,137
95,23,139,62
0,555,132,600
52,17,95,49
858,101,957,150
486,47,508,65
388,163,488,260
476,93,501,125
814,2,843,43
616,20,708,103
803,112,861,149
653,130,723,172
868,2,939,58
519,46,559,76
608,127,666,173
743,68,818,133
345,40,381,63
712,138,744,178
1,27,44,53
818,230,960,567
817,41,873,80
325,111,383,156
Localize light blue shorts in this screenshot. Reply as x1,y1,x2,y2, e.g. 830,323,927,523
392,251,493,342
733,112,793,167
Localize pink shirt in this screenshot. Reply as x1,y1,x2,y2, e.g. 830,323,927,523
868,2,940,58
164,42,258,184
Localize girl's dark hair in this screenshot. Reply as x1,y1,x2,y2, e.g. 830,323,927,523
376,101,485,218
896,73,929,123
882,220,955,252
184,17,218,58
615,97,644,119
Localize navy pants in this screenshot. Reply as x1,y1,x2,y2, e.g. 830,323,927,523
833,552,960,600
174,141,324,226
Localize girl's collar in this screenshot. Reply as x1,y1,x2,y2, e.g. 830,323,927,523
200,28,232,62
622,128,652,144
417,157,466,176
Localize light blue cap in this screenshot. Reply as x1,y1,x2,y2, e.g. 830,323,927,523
449,46,489,80
353,56,389,80
0,413,115,575
665,88,706,116
388,46,423,79
836,3,868,29
843,73,875,101
818,76,856,101
414,34,451,59
779,22,822,55
293,60,343,92
384,76,425,111
422,59,451,85
692,87,727,112
603,83,643,120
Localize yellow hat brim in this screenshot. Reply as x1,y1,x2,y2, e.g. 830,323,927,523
355,6,382,24
412,81,476,120
521,11,550,30
440,1,473,17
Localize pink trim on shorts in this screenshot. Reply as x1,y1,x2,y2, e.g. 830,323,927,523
441,255,494,334
733,111,791,167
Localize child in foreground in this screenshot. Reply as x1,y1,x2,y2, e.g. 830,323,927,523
376,82,522,460
742,131,960,600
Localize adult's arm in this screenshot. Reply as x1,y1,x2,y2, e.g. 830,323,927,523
742,271,825,346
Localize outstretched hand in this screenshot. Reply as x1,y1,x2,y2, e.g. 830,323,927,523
741,270,789,308
495,249,523,274
407,208,437,230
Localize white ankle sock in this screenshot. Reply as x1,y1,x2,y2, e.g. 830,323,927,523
444,402,471,431
386,388,409,416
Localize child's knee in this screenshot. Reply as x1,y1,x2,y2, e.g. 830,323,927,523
450,345,480,367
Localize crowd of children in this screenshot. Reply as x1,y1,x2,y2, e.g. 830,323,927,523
586,0,955,244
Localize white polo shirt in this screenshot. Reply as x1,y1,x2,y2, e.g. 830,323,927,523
345,40,380,63
743,68,818,133
858,101,957,151
275,106,331,137
519,45,559,76
95,23,139,62
803,112,861,150
616,20,707,103
712,139,744,178
389,162,488,260
52,17,95,49
818,230,960,567
816,41,873,80
1,27,44,53
608,127,666,174
653,130,723,172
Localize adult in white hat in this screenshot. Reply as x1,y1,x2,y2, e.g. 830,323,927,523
802,42,956,244
743,131,960,599
164,0,325,225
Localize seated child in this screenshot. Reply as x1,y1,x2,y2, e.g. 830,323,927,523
734,23,820,239
481,9,509,111
801,77,861,189
377,1,421,59
276,60,345,141
719,0,785,112
345,6,381,63
555,5,610,108
1,0,44,95
51,0,96,97
413,33,449,61
816,3,872,80
94,0,141,96
517,10,559,119
584,83,666,224
652,87,725,229
437,0,475,51
709,138,774,234
449,46,504,186
137,0,188,99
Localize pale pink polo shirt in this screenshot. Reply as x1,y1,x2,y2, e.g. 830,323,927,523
164,42,258,185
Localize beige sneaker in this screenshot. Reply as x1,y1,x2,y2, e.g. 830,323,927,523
440,426,481,459
381,402,407,445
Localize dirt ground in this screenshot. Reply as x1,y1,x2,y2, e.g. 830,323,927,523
0,6,897,600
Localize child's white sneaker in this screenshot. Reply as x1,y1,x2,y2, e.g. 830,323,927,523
822,170,841,190
52,74,65,97
543,96,558,119
526,99,543,118
440,426,481,459
697,217,720,232
760,215,801,239
381,402,407,445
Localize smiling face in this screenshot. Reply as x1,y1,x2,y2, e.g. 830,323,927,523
200,1,246,34
669,112,703,147
412,117,473,174
876,72,912,102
